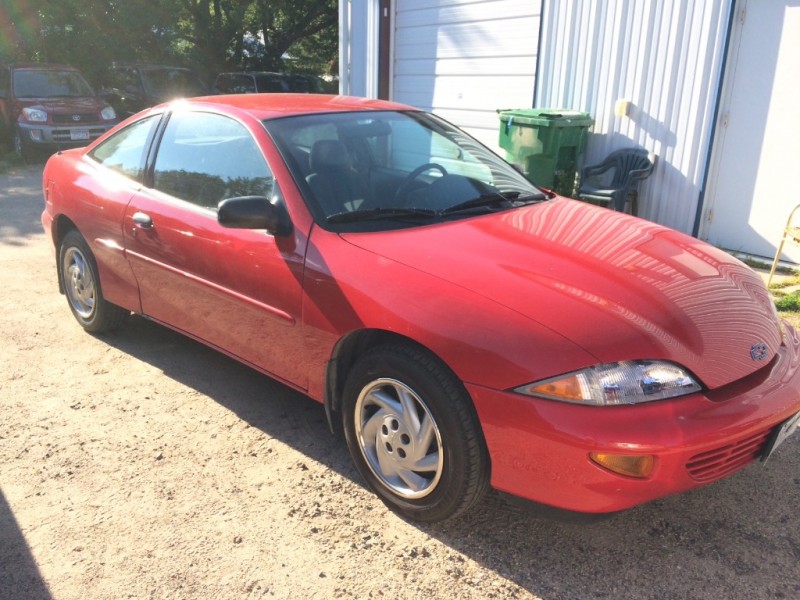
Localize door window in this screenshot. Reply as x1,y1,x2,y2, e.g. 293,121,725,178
152,111,274,208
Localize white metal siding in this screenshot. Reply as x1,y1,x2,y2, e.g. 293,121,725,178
393,0,542,151
339,0,381,98
536,0,733,234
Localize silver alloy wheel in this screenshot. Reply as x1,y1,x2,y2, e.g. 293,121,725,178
63,246,96,319
354,377,444,499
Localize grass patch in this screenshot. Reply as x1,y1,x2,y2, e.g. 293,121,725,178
768,275,800,290
739,256,773,271
728,251,798,277
775,291,800,311
779,310,800,329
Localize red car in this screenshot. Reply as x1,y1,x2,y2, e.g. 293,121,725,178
41,95,800,522
0,63,117,159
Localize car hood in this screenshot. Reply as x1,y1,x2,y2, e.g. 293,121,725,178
15,96,105,114
340,198,781,389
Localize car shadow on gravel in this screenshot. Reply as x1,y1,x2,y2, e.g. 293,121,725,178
0,489,53,600
96,315,359,482
96,316,800,600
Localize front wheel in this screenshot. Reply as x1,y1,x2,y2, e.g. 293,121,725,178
59,230,128,332
342,344,489,522
13,127,33,161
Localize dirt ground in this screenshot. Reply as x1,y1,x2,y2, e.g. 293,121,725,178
1,163,799,600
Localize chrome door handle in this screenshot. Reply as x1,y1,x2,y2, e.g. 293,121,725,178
132,212,153,228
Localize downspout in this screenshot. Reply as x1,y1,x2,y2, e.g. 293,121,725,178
532,0,548,107
692,0,738,237
339,0,351,95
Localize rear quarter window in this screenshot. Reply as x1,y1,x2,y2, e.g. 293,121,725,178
88,115,160,180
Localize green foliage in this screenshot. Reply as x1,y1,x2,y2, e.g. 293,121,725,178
1,1,338,85
775,291,800,312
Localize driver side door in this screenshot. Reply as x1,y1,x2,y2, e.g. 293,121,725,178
123,109,309,388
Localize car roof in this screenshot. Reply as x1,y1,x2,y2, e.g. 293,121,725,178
110,63,195,72
4,63,80,71
217,71,284,77
177,94,415,120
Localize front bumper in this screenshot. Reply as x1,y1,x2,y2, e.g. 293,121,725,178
468,323,800,513
18,121,116,149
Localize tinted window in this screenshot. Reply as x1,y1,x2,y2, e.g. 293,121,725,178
216,74,256,94
153,111,273,208
88,115,159,180
110,68,141,94
141,69,206,98
255,74,287,93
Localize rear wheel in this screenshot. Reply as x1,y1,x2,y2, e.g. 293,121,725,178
342,344,489,522
59,230,128,332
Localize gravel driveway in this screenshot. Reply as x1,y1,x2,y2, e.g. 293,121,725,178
1,164,799,600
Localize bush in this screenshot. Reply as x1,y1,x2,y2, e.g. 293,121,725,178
775,291,800,312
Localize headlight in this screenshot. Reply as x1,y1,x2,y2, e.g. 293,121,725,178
22,108,47,122
100,106,116,120
514,360,702,406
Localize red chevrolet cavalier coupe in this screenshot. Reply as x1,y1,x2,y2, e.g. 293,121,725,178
41,95,800,522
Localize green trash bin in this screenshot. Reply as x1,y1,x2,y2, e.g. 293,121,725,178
498,109,593,196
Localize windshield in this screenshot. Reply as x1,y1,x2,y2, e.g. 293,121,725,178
264,110,544,231
13,69,95,98
141,69,206,98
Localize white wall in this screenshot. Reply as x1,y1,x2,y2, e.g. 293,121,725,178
340,0,542,153
702,0,800,262
392,0,542,151
339,0,381,99
536,0,734,235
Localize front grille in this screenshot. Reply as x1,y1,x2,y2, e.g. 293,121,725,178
53,113,99,124
685,429,771,482
52,128,108,142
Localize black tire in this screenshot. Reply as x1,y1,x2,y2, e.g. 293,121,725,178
13,127,33,161
342,343,489,522
59,230,128,332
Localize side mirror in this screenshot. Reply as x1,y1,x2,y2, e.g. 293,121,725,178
218,195,293,236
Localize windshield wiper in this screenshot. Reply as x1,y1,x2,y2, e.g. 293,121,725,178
440,191,547,215
327,207,438,224
327,192,548,224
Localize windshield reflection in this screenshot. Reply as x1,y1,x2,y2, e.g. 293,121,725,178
265,110,543,231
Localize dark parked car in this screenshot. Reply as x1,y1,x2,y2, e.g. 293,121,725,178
286,73,324,93
0,63,117,159
213,71,325,95
41,94,800,523
99,64,207,118
213,71,289,94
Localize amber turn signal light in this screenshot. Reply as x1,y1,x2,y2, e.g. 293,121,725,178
590,453,655,478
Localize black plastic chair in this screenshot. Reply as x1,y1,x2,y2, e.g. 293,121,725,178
578,148,656,215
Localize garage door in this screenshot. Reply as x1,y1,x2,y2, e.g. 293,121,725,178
392,0,541,151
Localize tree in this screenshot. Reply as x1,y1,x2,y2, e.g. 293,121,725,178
2,0,338,84
253,0,337,72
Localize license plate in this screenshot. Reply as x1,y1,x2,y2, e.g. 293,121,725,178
70,129,90,141
762,411,800,462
